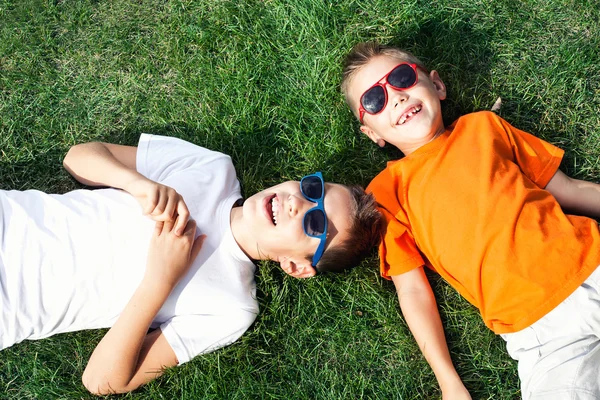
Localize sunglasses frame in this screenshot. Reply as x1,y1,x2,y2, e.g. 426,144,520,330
358,62,426,124
300,171,328,268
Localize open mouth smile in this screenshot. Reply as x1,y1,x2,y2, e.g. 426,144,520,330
265,194,280,225
397,104,423,125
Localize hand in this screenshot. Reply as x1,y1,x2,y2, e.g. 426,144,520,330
145,217,206,289
126,177,190,235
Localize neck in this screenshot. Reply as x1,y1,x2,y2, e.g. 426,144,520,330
402,128,444,155
230,205,260,261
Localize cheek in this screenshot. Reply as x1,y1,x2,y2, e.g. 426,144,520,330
292,222,310,244
242,201,257,225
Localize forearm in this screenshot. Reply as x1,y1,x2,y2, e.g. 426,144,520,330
82,278,172,394
546,170,600,218
399,287,463,391
63,142,142,189
558,178,600,218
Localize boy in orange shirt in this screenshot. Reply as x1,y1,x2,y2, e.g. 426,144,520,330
342,41,600,399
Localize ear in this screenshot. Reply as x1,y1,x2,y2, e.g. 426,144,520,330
360,125,386,148
279,257,317,279
429,70,447,101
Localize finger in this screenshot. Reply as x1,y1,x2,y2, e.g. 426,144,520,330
162,196,178,222
144,191,158,215
190,234,206,261
163,214,177,233
151,190,168,216
175,200,190,236
149,208,176,222
182,218,197,237
149,213,170,222
154,221,165,236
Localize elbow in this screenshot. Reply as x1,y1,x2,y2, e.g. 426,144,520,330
82,369,135,396
82,369,106,396
63,143,88,170
63,144,83,172
82,369,111,396
62,146,75,170
63,142,103,170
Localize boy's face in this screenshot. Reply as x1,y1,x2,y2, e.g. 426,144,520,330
347,55,447,154
237,180,352,278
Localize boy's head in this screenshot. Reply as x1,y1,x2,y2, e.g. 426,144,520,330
341,42,447,155
309,184,382,274
235,175,383,278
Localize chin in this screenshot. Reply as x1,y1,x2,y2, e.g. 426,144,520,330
245,190,262,202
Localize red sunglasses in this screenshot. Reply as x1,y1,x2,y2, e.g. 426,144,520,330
358,63,427,124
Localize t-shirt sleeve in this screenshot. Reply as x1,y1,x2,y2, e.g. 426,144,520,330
160,310,257,364
368,170,424,279
377,208,425,279
136,133,232,183
493,113,564,188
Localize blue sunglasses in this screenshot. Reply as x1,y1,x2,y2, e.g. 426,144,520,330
300,172,328,267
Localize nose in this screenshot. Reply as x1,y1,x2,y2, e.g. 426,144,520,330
288,193,314,218
387,85,409,109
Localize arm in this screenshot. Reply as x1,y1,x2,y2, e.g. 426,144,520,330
63,142,139,189
63,142,190,235
545,169,600,218
392,267,471,400
82,218,206,395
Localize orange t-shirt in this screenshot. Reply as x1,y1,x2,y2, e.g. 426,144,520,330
367,111,600,334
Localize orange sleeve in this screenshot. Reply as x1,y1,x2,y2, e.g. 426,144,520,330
378,208,425,279
368,169,424,280
494,114,564,188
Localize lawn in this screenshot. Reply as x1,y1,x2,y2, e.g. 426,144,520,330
1,0,599,398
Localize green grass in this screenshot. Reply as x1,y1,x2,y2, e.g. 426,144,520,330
1,0,599,398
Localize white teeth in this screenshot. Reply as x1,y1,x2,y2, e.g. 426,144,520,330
399,106,422,125
271,197,279,225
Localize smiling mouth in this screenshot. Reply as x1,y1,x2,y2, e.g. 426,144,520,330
397,104,423,125
266,195,279,225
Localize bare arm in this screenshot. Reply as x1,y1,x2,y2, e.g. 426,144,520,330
392,267,471,400
545,169,600,218
82,218,205,395
63,142,140,189
63,142,190,235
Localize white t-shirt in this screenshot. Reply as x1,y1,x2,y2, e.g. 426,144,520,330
0,134,258,364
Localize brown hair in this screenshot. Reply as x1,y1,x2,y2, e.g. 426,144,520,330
314,185,383,273
341,42,427,117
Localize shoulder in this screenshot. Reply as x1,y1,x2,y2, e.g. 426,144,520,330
139,134,233,163
138,133,237,182
465,110,499,120
450,111,512,140
367,165,408,217
454,110,502,127
367,165,399,197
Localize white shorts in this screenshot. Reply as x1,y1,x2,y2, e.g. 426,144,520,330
501,266,600,399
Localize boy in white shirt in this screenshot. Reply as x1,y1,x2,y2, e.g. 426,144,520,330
0,133,382,395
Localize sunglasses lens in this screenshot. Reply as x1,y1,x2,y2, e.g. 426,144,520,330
388,64,417,89
304,209,326,236
301,175,323,200
361,85,386,114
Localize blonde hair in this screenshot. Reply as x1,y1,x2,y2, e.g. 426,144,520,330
341,42,427,115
